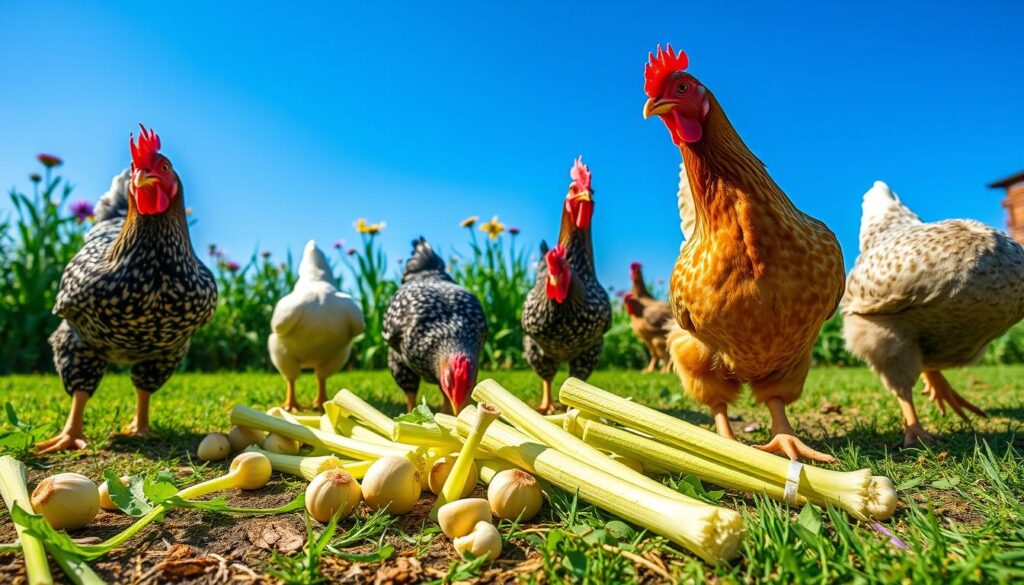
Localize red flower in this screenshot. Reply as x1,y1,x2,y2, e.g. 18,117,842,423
37,154,63,168
509,227,521,235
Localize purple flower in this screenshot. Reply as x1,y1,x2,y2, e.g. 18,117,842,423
346,248,357,256
69,200,94,224
333,239,346,249
871,522,909,550
224,260,241,272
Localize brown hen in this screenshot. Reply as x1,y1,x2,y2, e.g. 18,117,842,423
644,45,845,462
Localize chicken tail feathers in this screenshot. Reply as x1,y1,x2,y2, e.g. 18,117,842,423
403,237,449,282
93,169,131,223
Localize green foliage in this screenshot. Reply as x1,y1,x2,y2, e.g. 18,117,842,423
338,232,399,370
812,313,861,367
0,160,86,373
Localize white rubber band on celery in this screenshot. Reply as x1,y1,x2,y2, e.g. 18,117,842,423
784,461,803,505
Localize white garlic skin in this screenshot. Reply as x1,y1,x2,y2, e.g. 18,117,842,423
428,455,478,497
263,433,300,455
305,469,362,522
437,498,491,539
228,425,267,452
198,432,231,461
487,469,542,522
361,456,421,515
30,472,100,531
452,520,502,561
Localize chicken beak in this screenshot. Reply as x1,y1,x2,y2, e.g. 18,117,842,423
643,98,675,119
133,171,158,189
575,190,592,203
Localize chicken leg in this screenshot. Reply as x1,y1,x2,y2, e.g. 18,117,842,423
35,390,90,454
750,356,836,463
282,379,300,413
110,389,156,438
537,379,556,414
313,377,329,411
921,371,987,422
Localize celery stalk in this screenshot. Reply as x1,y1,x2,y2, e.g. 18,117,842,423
392,421,463,451
450,406,744,564
331,389,397,438
476,459,516,485
472,379,712,507
245,447,345,480
559,377,897,521
432,403,500,515
0,456,53,584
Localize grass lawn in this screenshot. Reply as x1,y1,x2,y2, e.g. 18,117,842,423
0,366,1022,583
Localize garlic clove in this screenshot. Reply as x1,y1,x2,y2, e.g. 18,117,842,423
305,468,362,523
437,498,491,539
361,456,421,515
228,425,267,452
263,433,300,455
30,472,100,531
487,469,543,522
229,452,273,490
198,432,231,462
428,455,478,497
452,520,502,561
97,475,130,511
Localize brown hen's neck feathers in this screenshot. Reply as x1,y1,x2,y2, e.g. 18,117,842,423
108,181,193,262
630,270,652,299
680,92,802,276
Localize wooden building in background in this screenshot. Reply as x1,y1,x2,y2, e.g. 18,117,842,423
990,170,1024,244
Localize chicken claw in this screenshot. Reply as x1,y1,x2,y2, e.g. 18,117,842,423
921,372,987,423
899,422,935,448
35,431,88,454
755,434,836,463
110,424,156,439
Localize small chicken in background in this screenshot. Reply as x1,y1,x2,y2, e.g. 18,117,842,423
269,240,364,411
384,237,487,414
624,263,675,373
522,157,612,413
843,181,1024,446
644,45,845,461
37,126,218,454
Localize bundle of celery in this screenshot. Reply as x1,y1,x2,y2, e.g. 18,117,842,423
443,405,744,564
558,377,897,521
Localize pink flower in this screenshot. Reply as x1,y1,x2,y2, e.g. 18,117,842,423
224,260,241,272
69,200,94,224
37,153,63,168
346,248,357,256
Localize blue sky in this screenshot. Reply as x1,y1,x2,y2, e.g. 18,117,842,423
1,1,1022,290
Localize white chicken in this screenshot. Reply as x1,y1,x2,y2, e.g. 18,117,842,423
269,240,365,411
843,181,1024,446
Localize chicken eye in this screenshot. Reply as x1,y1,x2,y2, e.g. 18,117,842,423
677,81,689,94
161,163,170,172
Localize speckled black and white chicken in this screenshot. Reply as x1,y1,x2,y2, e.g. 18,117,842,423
521,157,611,413
269,240,364,412
383,237,487,414
843,181,1024,446
36,126,217,454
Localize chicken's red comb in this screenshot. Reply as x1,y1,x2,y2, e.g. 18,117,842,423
630,262,643,272
130,124,161,168
570,156,591,192
644,44,689,97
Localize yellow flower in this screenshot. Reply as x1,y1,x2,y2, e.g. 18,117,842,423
480,216,504,240
460,215,479,228
355,218,386,234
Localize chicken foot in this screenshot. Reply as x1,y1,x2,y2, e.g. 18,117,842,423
537,379,556,414
754,397,837,463
35,390,90,454
921,371,987,422
711,403,736,440
110,389,155,438
313,377,328,411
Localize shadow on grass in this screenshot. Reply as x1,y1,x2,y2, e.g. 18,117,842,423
105,430,206,460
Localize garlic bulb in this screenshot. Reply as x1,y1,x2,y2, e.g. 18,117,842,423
428,455,478,497
97,475,130,511
487,469,542,521
228,425,267,453
229,452,273,490
263,433,300,455
198,433,231,461
305,469,362,522
452,520,502,561
437,498,491,539
361,456,421,515
30,472,100,530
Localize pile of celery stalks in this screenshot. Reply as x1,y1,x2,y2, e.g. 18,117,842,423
0,377,897,584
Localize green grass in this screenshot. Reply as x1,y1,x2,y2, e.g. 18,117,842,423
0,366,1022,583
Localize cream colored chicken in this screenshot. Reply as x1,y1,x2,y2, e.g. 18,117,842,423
269,240,365,411
843,181,1024,446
